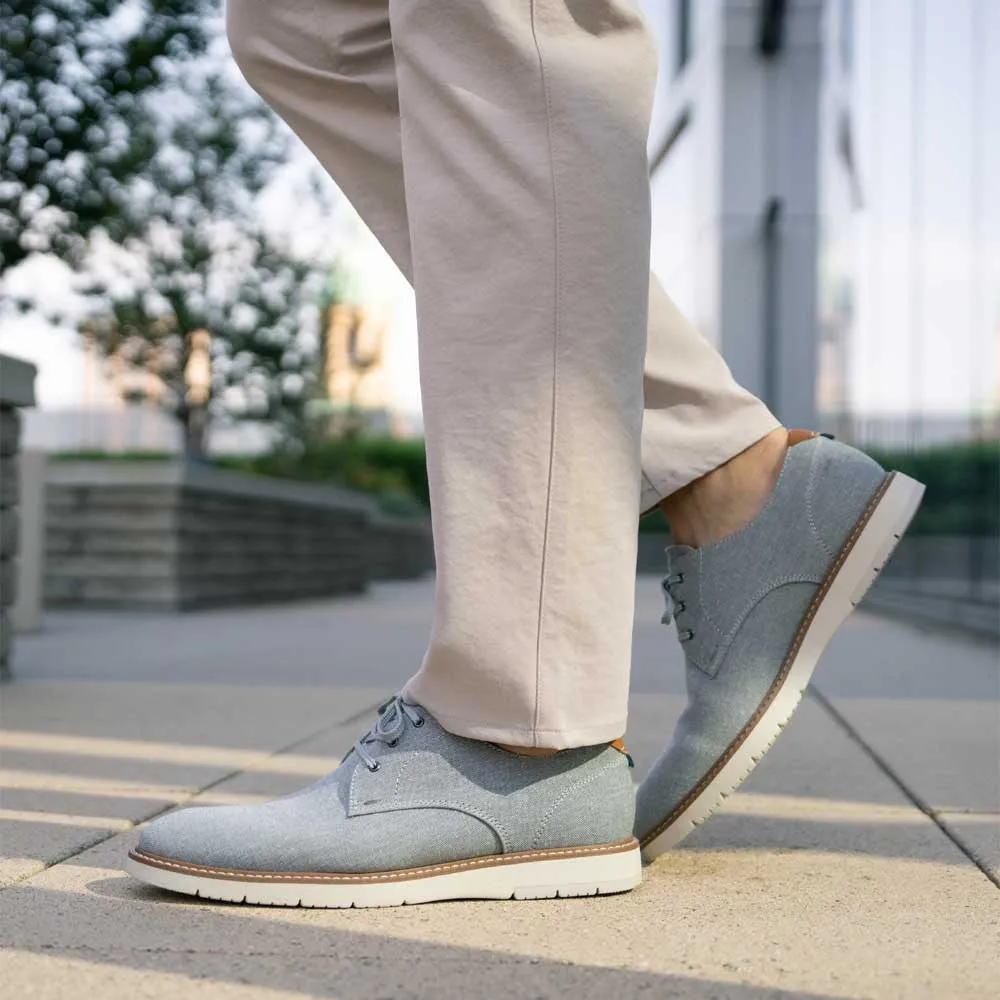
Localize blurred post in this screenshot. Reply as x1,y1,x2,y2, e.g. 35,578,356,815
184,330,212,458
10,451,47,633
0,354,39,677
320,303,385,437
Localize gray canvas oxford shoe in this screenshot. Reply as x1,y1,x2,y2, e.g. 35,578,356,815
636,433,924,859
127,697,641,907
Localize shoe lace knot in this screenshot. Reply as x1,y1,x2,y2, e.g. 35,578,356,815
353,696,424,773
661,573,694,642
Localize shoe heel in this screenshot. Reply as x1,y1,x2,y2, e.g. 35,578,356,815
511,842,643,900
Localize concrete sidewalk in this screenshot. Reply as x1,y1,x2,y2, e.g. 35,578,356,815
2,580,998,998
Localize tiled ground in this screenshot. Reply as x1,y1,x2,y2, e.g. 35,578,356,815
2,580,998,998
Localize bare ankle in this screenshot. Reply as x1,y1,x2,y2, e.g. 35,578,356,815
660,428,788,548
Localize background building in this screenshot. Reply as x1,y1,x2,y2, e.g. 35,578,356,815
638,0,999,444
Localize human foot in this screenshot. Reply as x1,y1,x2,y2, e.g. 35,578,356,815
636,435,924,859
660,427,789,547
127,697,641,907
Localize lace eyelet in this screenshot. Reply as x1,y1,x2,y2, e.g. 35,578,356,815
677,601,686,613
413,717,425,728
367,761,380,773
387,738,398,747
679,628,695,642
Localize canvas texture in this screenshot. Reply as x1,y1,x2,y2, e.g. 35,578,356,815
139,700,636,873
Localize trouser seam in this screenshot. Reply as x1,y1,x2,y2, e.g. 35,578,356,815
529,0,562,742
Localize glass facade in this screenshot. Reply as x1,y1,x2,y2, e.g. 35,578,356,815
819,0,999,444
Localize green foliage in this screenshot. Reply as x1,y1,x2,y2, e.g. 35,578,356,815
639,508,670,534
867,441,998,537
3,3,325,457
0,0,209,273
52,449,175,462
215,437,431,516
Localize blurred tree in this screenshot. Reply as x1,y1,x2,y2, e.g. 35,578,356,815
0,0,209,274
79,70,322,457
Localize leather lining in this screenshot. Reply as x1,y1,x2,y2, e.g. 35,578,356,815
788,428,820,447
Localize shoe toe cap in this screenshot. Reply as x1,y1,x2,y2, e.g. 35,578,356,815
137,804,263,870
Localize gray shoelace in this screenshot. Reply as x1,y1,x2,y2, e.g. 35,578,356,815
353,696,425,773
661,573,695,642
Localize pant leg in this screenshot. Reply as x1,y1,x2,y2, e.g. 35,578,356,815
383,0,657,746
227,0,778,517
227,0,776,746
227,0,413,273
640,279,779,509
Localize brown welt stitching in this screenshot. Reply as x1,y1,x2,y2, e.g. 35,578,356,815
640,472,896,847
129,836,638,885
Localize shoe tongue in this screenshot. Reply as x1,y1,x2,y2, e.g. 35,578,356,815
375,700,402,733
665,543,698,578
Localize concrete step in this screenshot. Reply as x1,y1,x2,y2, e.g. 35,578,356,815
0,409,19,458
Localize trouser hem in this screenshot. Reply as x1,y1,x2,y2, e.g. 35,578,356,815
402,695,627,750
639,410,783,513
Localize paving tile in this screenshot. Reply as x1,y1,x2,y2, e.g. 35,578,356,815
0,820,120,887
11,584,428,689
812,697,1000,814
938,811,1000,882
0,787,174,823
3,582,998,998
2,682,388,747
2,822,997,1000
631,696,978,868
812,612,998,812
814,612,997,701
0,683,386,888
0,947,863,1000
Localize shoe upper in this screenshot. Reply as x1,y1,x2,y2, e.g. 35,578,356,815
635,436,888,842
138,698,636,873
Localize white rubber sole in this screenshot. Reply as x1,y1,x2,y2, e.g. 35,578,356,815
126,838,642,908
642,471,925,860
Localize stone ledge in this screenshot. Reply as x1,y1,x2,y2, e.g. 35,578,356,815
0,508,18,558
44,462,432,610
0,456,17,507
0,410,20,457
47,461,375,512
0,559,15,608
1,356,37,677
0,354,37,408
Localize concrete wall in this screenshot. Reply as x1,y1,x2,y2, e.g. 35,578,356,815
10,450,46,632
1,354,39,677
45,462,432,611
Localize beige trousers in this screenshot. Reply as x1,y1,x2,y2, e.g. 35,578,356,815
228,0,778,747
